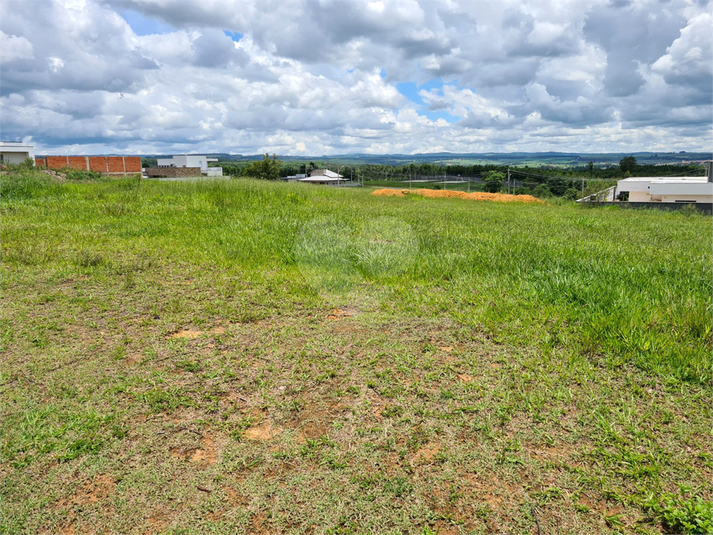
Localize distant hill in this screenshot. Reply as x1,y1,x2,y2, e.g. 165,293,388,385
139,151,711,168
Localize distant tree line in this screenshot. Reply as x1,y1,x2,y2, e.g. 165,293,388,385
209,154,706,199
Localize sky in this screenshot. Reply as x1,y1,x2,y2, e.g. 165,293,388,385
1,0,711,156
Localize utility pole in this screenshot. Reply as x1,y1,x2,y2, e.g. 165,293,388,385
507,167,511,194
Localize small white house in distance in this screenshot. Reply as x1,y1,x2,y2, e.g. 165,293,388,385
298,169,346,185
157,154,222,176
616,176,713,203
0,141,35,165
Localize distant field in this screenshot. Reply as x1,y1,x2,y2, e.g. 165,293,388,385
2,171,711,534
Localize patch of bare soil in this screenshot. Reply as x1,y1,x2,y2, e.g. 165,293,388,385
244,421,280,441
169,329,202,339
326,308,357,320
251,511,269,535
299,419,330,440
170,434,221,467
222,485,249,506
411,442,441,466
50,475,117,535
56,523,77,535
54,474,116,509
168,325,226,339
143,511,169,534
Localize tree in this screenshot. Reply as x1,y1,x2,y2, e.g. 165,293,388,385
619,156,637,174
245,153,280,180
547,177,568,196
532,184,551,198
483,171,504,193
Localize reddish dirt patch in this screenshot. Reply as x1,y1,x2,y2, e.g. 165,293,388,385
222,486,248,506
206,510,225,522
192,435,220,466
170,434,221,467
64,474,116,506
458,374,474,383
326,308,355,320
169,329,202,339
244,421,279,441
251,512,268,534
301,419,330,439
51,476,117,535
372,188,545,204
56,523,77,535
412,442,441,465
144,511,169,534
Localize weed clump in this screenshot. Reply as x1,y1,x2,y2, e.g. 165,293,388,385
0,168,60,202
63,168,104,181
648,495,713,534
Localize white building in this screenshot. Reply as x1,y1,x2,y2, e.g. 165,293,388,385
298,169,346,185
157,154,222,176
0,141,35,165
615,176,713,204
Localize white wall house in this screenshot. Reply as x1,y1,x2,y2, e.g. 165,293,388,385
615,177,713,203
157,154,222,176
298,169,346,185
0,141,35,165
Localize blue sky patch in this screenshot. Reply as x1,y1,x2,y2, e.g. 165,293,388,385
397,78,458,123
224,31,243,42
396,82,424,105
120,10,174,36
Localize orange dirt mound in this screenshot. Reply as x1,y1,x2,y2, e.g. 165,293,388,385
371,188,545,204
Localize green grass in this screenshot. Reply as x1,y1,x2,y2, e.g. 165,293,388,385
1,169,711,534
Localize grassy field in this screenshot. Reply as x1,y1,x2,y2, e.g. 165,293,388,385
1,170,711,534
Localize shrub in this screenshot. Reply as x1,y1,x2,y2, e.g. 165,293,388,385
564,188,580,200
532,184,551,198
